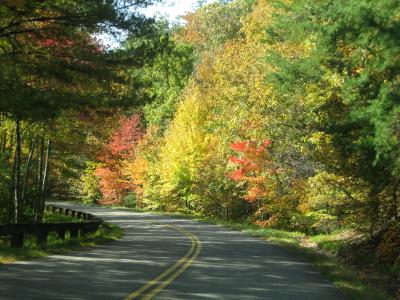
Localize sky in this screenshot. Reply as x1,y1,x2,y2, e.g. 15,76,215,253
141,0,217,22
99,0,217,48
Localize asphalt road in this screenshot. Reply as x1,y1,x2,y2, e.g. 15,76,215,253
0,203,344,299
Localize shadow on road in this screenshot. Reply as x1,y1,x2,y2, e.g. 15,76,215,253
0,204,343,300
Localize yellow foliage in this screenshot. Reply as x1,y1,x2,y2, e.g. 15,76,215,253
241,0,276,43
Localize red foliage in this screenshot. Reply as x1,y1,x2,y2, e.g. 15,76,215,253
229,169,246,181
95,167,127,205
25,31,103,63
42,39,56,47
106,115,143,159
228,156,247,164
230,141,248,152
96,114,143,205
227,139,274,202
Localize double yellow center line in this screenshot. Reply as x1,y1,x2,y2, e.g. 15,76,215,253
124,225,202,300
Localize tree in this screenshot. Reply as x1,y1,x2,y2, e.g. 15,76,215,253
228,140,273,202
141,30,194,129
0,0,158,223
0,0,158,118
267,0,400,228
178,0,253,53
96,115,143,205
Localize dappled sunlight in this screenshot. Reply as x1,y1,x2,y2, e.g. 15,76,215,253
0,203,342,299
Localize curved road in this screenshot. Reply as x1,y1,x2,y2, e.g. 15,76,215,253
0,203,343,299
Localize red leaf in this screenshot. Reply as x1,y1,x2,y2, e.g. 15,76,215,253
230,141,247,152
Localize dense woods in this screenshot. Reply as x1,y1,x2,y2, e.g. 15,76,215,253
0,0,159,223
1,0,399,296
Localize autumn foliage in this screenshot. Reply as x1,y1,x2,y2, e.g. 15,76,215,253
77,0,399,295
228,140,274,202
95,115,143,205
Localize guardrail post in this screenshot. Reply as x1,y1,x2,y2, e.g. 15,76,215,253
11,234,24,248
1,207,103,246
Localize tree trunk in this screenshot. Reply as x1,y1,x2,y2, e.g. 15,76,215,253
21,139,36,213
13,118,21,224
37,139,51,223
32,143,38,213
35,138,45,223
7,128,15,221
9,143,16,223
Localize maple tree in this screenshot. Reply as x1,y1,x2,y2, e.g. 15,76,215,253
95,115,143,205
228,140,273,202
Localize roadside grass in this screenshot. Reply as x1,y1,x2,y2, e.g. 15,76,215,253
0,212,123,264
310,229,358,253
42,212,84,223
210,221,393,300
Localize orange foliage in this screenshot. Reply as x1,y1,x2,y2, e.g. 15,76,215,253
96,114,143,205
95,167,127,205
227,139,274,202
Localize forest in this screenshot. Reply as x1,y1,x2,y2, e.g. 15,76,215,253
0,0,399,297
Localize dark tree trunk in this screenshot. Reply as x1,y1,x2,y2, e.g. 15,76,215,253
39,139,51,220
35,138,45,223
21,139,36,214
13,118,21,224
9,143,16,223
36,139,51,223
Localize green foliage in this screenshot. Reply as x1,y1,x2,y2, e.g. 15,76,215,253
304,211,339,235
122,192,137,208
179,0,254,53
42,212,82,223
0,0,161,223
141,29,194,129
267,0,400,228
0,152,10,223
2,0,396,295
122,21,194,132
0,0,158,120
81,162,102,205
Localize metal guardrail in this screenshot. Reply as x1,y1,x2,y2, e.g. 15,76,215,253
0,205,102,247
